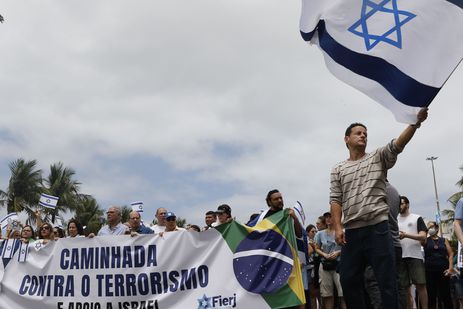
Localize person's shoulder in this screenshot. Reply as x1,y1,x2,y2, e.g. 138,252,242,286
456,198,463,210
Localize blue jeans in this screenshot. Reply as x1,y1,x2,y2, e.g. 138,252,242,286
340,221,398,309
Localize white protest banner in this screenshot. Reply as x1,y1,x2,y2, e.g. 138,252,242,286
0,212,305,308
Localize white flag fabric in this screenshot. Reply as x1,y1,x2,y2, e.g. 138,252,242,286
300,0,463,123
293,201,306,227
17,242,28,263
39,193,59,209
1,239,18,259
130,201,144,213
0,213,19,236
0,213,19,229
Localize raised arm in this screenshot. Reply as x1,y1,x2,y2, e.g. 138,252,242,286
394,108,428,149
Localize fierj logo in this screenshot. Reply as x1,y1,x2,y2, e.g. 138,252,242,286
197,294,237,309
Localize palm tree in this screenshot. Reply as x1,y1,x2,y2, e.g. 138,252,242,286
0,159,42,219
457,165,463,188
73,195,104,235
441,167,463,224
42,162,81,219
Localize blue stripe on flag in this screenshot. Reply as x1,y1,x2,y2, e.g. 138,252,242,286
300,29,316,41
41,194,59,201
446,0,463,9
308,21,440,108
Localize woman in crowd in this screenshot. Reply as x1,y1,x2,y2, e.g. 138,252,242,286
53,227,65,239
20,225,36,243
315,213,346,309
67,218,85,237
306,224,321,309
423,221,453,309
37,222,55,245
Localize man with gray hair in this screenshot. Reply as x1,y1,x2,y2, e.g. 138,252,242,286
97,206,129,236
150,207,167,234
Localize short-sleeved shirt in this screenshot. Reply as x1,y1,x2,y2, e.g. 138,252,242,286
97,223,128,236
150,224,166,234
136,225,154,234
315,229,342,262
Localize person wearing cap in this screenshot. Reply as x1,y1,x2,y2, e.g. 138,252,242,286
159,212,183,236
215,204,233,225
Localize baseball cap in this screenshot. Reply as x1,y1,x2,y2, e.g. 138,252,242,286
165,212,176,219
216,204,231,215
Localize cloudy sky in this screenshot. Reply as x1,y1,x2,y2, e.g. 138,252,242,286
0,1,461,227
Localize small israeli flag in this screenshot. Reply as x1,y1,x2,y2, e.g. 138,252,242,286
131,201,144,213
0,212,19,229
39,193,59,209
293,201,306,227
17,241,29,263
33,240,45,251
2,239,18,259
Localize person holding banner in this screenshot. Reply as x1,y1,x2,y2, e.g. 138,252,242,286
37,222,55,244
20,225,36,243
330,108,428,309
128,211,154,235
66,219,85,237
92,206,128,237
150,207,167,234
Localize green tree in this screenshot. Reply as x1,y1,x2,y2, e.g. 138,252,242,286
73,195,104,235
120,205,132,224
440,166,463,249
0,159,42,220
42,162,81,218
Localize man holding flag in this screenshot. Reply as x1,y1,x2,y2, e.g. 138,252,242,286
330,108,428,309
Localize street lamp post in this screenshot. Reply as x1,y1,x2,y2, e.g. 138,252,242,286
426,156,441,234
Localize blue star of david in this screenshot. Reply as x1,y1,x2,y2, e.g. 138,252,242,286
197,294,212,309
348,0,416,51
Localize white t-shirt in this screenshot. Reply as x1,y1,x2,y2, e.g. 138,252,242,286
398,213,425,260
150,224,166,234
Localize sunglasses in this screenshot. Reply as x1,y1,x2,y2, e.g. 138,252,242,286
41,226,51,230
166,217,176,222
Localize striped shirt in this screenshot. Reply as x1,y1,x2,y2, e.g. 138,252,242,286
330,140,403,229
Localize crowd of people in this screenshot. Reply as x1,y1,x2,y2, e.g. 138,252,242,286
2,107,463,309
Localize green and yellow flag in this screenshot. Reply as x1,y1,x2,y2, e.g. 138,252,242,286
216,209,305,309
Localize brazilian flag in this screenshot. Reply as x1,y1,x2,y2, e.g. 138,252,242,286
215,209,305,308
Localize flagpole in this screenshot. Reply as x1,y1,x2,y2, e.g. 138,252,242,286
431,58,463,106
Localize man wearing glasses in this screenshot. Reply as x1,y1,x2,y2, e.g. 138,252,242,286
96,206,128,236
159,212,182,237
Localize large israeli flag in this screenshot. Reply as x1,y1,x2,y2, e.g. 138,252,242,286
300,0,463,123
